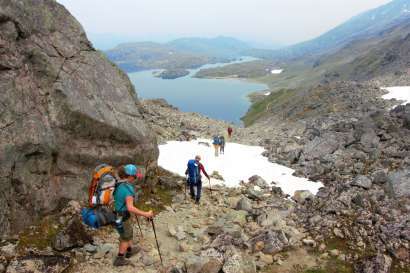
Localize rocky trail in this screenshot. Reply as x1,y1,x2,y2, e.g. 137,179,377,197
2,175,327,273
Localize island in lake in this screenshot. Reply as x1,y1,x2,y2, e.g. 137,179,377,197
154,69,190,79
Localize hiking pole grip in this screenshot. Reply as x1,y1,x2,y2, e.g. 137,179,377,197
150,218,163,266
136,216,143,238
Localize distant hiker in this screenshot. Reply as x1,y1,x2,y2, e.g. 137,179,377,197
212,135,221,156
113,164,154,267
227,127,233,138
219,135,225,154
185,155,210,204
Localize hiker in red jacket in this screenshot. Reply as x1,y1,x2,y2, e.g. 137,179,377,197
185,155,210,204
227,127,233,138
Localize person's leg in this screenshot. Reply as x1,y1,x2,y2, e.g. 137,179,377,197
114,220,134,266
189,181,195,199
196,180,202,203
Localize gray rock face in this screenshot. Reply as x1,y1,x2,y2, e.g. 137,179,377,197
0,0,158,235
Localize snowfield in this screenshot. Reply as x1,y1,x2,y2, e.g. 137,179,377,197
381,86,410,105
271,69,283,74
158,139,323,196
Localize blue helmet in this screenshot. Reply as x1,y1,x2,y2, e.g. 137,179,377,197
124,164,137,176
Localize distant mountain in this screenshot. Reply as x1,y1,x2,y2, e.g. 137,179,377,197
273,0,410,59
105,41,214,73
105,36,253,73
167,36,251,59
238,18,410,126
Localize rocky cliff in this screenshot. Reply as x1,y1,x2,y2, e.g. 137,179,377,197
0,0,158,236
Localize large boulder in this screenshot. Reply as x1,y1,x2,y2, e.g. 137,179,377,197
52,217,93,251
354,254,392,273
387,169,410,198
0,0,158,236
351,175,372,189
302,133,341,161
249,230,289,254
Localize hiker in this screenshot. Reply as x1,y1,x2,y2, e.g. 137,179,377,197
113,164,154,267
212,135,221,156
219,135,225,154
185,155,210,204
227,127,233,138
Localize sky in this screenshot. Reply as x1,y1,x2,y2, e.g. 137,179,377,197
57,0,392,49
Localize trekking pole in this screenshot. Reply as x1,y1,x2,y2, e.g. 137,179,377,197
185,176,188,201
136,216,143,238
208,178,212,196
150,218,163,266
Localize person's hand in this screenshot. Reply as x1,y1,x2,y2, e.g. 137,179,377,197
145,210,154,219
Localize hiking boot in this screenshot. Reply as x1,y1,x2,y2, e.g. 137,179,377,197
195,200,200,205
125,246,141,258
113,255,132,267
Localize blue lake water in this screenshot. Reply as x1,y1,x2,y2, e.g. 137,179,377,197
128,57,268,125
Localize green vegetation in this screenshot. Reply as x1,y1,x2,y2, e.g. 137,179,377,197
242,89,296,127
18,215,61,252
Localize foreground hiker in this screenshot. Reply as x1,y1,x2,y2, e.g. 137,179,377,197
185,155,210,204
113,164,154,266
219,135,225,154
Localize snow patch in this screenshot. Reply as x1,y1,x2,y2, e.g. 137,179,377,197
158,139,323,196
264,92,271,96
271,69,283,74
381,86,410,106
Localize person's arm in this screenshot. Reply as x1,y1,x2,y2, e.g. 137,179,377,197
185,168,188,175
199,164,210,180
125,196,153,218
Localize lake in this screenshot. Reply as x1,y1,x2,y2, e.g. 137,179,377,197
128,57,268,125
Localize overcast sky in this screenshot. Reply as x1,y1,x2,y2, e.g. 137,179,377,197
57,0,392,47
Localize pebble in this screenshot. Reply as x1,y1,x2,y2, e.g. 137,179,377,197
302,239,316,247
319,243,326,252
83,243,97,253
179,242,190,252
254,241,265,252
259,253,273,264
333,228,344,239
329,249,340,257
141,254,155,266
